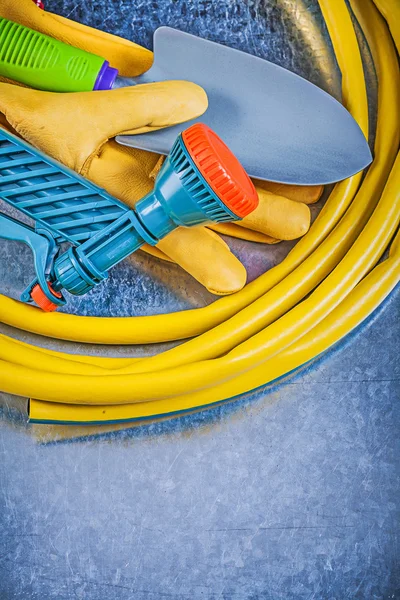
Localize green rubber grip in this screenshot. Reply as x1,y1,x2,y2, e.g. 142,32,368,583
0,17,106,92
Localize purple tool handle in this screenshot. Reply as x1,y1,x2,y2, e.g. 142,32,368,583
94,61,118,90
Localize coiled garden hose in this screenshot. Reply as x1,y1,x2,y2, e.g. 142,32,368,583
0,0,399,424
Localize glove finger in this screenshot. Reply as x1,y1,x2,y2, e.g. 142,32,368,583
0,112,17,135
89,140,160,206
0,81,207,174
254,180,324,204
0,75,29,87
198,227,231,250
208,223,280,244
140,245,173,263
156,228,247,295
48,13,153,76
0,0,152,76
142,232,229,262
141,236,230,264
238,188,311,240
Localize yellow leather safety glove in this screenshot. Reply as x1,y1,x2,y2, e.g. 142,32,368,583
0,0,316,294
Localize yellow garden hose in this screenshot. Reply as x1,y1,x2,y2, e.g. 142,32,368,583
372,0,400,49
0,0,399,423
30,224,400,423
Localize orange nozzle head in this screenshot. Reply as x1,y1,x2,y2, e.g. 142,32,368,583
182,123,258,219
31,282,62,312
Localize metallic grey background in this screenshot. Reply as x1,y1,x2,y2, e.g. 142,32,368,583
0,0,399,598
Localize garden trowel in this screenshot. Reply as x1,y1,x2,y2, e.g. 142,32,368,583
117,27,372,185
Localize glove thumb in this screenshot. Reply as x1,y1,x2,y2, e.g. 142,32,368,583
0,81,208,175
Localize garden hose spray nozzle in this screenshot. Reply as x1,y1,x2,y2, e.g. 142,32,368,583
0,123,258,311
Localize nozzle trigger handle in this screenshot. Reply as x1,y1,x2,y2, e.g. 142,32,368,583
0,213,64,307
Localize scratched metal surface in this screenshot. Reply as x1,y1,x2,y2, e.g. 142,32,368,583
0,0,399,598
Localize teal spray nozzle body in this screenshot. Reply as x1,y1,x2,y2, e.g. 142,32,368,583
0,124,258,310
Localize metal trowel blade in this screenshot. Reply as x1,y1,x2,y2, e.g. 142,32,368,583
116,27,372,185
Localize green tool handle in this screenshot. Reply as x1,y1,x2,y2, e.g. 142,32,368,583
0,16,110,92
